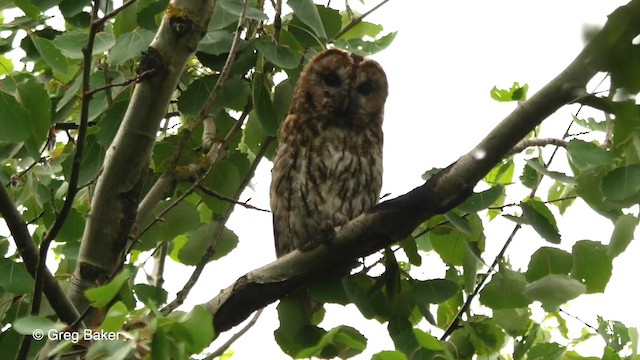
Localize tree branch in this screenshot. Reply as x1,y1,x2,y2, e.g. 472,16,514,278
68,0,218,327
206,309,264,359
202,0,640,333
334,0,390,39
509,137,568,155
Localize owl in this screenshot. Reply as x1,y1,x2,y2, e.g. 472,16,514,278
270,48,388,258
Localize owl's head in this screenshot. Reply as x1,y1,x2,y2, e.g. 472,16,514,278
290,48,388,127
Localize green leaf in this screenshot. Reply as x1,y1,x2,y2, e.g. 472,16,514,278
138,201,201,251
13,315,62,335
525,159,575,184
252,72,279,136
32,0,62,11
479,267,531,309
524,274,586,311
0,258,35,294
371,350,408,360
52,31,115,59
493,308,530,336
197,30,235,56
317,6,342,40
411,279,458,304
339,16,382,40
457,185,504,213
444,212,472,235
528,342,566,360
178,76,249,116
218,0,267,20
107,28,154,65
85,269,131,308
484,159,514,185
179,305,215,353
275,296,324,356
177,222,239,265
308,276,349,305
567,139,614,169
133,284,168,307
413,328,443,350
429,228,466,265
297,325,367,359
547,181,576,214
571,240,612,293
575,166,622,220
100,301,127,332
398,237,421,266
388,316,419,355
464,317,507,355
602,164,640,203
0,91,31,142
16,0,40,18
525,247,573,282
611,101,640,153
0,55,14,76
572,115,607,132
342,274,376,319
113,0,137,37
490,82,529,102
520,161,542,188
338,31,397,55
521,199,561,244
288,0,327,39
607,214,637,259
253,40,299,69
151,327,169,360
30,34,77,82
16,77,51,143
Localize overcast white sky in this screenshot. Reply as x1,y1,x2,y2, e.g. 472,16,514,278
1,1,638,359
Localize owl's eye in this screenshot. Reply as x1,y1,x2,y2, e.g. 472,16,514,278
357,82,374,96
323,73,341,88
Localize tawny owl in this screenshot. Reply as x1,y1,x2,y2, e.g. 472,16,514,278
270,48,388,258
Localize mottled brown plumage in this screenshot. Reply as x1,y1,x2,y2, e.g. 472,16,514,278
270,48,388,258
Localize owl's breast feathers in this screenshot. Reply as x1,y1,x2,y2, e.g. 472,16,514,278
270,113,383,256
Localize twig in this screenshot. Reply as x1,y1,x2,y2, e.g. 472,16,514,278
206,309,264,359
334,0,390,39
86,73,145,96
196,184,270,212
509,138,568,155
53,121,98,131
96,0,138,26
160,137,275,315
559,308,598,332
441,224,522,339
488,196,578,211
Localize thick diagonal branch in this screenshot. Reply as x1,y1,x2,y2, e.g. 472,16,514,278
204,0,640,333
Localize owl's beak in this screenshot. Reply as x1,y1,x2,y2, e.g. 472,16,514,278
340,94,350,113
